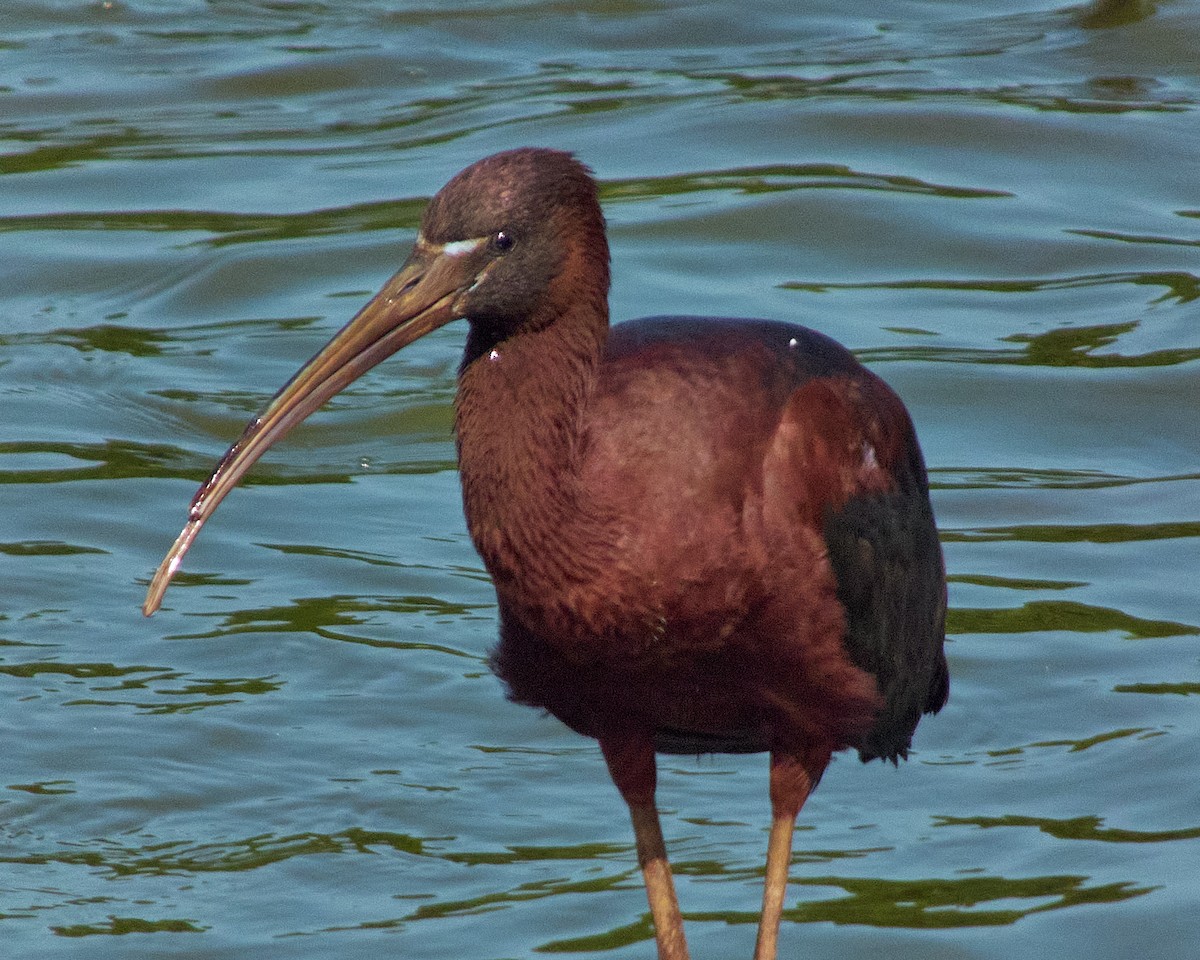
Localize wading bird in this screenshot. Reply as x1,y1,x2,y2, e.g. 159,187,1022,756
144,148,948,960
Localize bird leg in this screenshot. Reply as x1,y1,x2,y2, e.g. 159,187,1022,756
753,748,830,960
600,734,689,960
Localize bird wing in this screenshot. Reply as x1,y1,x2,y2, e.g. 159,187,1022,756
766,369,948,762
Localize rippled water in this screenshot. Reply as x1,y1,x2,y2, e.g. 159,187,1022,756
2,1,1198,958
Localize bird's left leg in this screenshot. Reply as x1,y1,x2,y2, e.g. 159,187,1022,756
600,732,689,960
753,746,830,960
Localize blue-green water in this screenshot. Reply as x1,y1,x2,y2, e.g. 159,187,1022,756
2,2,1198,958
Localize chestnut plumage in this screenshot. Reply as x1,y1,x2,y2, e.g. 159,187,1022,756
144,148,948,960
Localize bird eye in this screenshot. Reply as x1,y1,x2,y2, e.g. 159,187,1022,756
493,230,514,252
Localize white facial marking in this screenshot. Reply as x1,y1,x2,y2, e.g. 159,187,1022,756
488,348,500,362
442,237,486,257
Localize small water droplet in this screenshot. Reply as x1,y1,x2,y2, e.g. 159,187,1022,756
489,348,500,362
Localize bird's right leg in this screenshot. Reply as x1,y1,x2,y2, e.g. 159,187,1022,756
600,733,689,960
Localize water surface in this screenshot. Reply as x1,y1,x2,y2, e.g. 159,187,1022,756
2,1,1198,958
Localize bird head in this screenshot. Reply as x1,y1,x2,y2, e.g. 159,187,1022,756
142,148,608,615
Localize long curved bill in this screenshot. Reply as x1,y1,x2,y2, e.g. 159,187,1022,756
142,240,486,616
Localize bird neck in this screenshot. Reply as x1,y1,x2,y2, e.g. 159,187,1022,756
454,300,615,597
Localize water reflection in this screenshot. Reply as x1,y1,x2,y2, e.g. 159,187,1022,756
948,600,1197,639
936,813,1200,843
163,594,489,657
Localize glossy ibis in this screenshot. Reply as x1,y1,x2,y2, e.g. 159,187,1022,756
143,148,948,960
